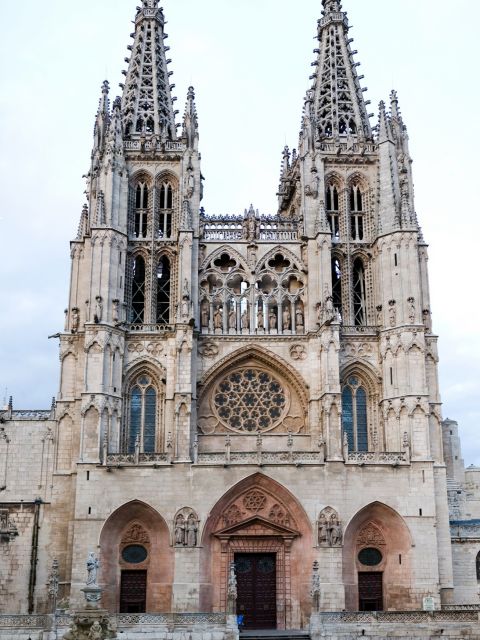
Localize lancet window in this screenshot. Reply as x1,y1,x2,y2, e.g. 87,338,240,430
352,258,366,326
123,374,164,454
350,184,364,241
476,552,480,581
342,376,368,452
135,183,149,239
331,257,343,318
326,183,340,241
156,256,171,324
131,256,146,323
158,181,174,238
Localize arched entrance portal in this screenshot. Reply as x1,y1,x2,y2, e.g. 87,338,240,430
201,473,313,630
99,500,173,613
343,502,413,611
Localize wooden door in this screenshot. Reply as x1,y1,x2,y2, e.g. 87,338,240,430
120,570,147,613
358,572,383,611
235,553,277,629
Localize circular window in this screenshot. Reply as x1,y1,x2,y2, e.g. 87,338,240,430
358,547,383,566
122,545,148,564
213,368,288,433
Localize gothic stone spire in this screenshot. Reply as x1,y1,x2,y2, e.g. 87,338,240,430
121,0,178,140
182,86,199,150
312,0,372,140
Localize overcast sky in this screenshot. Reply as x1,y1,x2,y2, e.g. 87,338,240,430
0,0,478,464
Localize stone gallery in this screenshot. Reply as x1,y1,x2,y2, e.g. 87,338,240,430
1,1,480,638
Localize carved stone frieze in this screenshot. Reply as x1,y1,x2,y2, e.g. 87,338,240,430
357,523,386,547
121,522,150,545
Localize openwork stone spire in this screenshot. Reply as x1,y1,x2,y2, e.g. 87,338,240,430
182,86,199,150
312,0,372,140
121,0,178,140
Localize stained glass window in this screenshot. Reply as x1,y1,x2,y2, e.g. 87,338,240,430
213,368,287,433
127,376,157,453
122,545,148,564
358,548,382,566
342,377,368,452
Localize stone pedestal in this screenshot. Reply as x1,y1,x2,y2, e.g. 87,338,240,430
62,608,117,640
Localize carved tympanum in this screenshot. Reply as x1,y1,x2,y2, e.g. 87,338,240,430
357,523,386,547
121,523,150,545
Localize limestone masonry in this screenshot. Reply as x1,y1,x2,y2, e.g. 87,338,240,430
1,1,479,638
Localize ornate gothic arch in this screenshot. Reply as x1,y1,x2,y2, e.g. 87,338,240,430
199,245,249,274
199,473,313,629
342,501,413,611
255,245,306,274
99,500,173,613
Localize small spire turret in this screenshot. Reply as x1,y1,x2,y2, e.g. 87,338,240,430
182,86,199,150
322,0,342,13
92,81,110,157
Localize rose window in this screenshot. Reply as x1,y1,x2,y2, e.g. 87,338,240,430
213,368,288,432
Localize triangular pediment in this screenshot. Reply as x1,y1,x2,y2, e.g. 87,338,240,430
214,515,300,539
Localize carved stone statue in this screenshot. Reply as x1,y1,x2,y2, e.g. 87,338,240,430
389,301,396,327
318,514,328,546
241,309,249,330
228,308,236,330
181,297,190,321
64,309,69,332
174,515,185,546
63,622,79,640
282,306,291,330
376,305,383,326
227,561,237,614
86,552,99,586
213,306,223,330
269,310,277,330
342,433,349,461
201,303,209,328
328,517,343,547
71,308,80,334
186,514,198,547
296,306,304,327
88,621,103,640
94,296,103,324
257,307,264,328
423,308,432,332
408,297,416,324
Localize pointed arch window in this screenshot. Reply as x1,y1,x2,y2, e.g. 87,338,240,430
342,376,368,452
159,182,173,238
128,375,157,454
326,183,340,241
135,183,149,239
476,552,480,581
332,257,342,318
131,256,146,324
353,258,367,326
156,256,171,324
350,184,364,240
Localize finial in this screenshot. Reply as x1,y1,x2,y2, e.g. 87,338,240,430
101,80,110,95
187,86,195,101
322,0,342,12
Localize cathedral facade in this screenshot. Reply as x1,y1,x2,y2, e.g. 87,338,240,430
1,0,479,635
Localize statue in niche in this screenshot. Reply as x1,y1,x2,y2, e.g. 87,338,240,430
213,306,223,330
71,308,80,334
174,515,185,546
423,308,432,332
94,296,103,324
241,309,249,330
112,299,120,324
257,307,264,328
269,310,277,330
376,305,383,326
315,302,322,325
408,297,416,324
201,303,209,328
318,513,328,546
310,561,321,613
228,308,236,330
389,301,396,327
324,291,334,323
296,305,304,327
328,515,343,547
282,306,291,330
186,514,198,547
